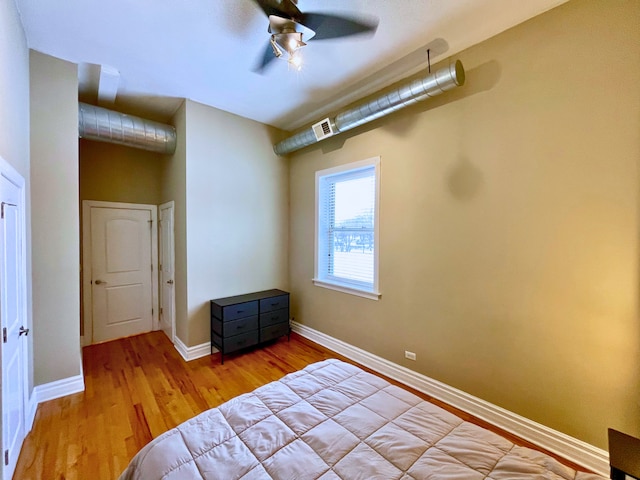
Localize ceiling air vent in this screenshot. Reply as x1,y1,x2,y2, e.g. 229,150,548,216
312,118,335,141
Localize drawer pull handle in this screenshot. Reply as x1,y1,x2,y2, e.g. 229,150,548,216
271,302,278,306
236,325,244,330
236,310,243,314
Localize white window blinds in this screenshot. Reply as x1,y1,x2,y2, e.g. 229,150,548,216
315,157,380,299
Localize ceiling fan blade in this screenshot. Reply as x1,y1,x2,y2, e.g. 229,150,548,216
253,40,278,74
250,0,301,19
298,12,378,40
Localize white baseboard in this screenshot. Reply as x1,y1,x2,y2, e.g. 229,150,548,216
26,393,38,433
27,373,86,432
25,356,85,432
174,335,214,361
291,321,609,476
33,374,85,405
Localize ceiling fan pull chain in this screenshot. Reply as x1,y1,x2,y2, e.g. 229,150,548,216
427,49,431,74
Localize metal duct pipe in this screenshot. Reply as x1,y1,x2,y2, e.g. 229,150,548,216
78,102,177,155
273,60,465,156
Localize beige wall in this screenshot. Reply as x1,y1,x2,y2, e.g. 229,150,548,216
0,0,30,177
288,0,640,449
1,0,34,411
79,140,163,205
30,51,82,385
182,100,289,346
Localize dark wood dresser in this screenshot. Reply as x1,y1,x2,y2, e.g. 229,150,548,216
210,289,290,364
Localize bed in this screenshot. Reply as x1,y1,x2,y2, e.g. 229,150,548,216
120,359,605,479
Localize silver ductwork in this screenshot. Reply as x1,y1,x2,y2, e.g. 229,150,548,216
78,102,177,155
274,60,465,156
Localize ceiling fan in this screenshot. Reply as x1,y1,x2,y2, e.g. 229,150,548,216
251,0,379,72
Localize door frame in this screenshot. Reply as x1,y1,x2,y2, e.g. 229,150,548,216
82,200,159,345
0,154,29,478
159,201,176,344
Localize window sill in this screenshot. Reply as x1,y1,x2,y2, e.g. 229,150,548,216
312,279,381,300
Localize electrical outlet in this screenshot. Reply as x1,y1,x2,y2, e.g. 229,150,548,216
405,351,416,361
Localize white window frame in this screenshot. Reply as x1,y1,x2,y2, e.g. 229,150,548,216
313,156,381,300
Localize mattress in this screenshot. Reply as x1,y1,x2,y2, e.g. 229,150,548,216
119,359,604,479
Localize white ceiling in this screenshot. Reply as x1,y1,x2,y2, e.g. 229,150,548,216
15,0,567,130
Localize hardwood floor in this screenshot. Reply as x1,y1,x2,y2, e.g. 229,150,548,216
15,331,589,479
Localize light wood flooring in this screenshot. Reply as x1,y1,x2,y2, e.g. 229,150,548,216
15,331,589,479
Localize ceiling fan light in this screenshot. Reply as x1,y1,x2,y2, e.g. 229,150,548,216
288,52,303,71
288,35,306,51
275,32,305,56
270,35,283,57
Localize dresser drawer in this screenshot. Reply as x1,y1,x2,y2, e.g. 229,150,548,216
211,315,258,337
220,301,258,321
259,308,288,328
212,331,259,353
259,294,289,313
260,322,290,343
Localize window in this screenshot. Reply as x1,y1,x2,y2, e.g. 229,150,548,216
314,157,380,300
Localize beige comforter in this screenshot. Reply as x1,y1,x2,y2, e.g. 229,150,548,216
120,359,604,479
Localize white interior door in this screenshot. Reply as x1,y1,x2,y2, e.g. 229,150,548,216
86,204,157,344
1,163,28,480
159,202,175,342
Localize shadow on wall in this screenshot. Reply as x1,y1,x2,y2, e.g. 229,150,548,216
308,59,502,155
447,156,484,202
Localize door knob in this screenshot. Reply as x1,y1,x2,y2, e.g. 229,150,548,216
94,279,106,285
19,326,29,337
167,279,174,285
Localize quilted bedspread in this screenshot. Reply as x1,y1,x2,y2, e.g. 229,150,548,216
120,359,604,479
